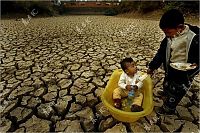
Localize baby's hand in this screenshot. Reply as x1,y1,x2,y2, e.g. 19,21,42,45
126,85,132,91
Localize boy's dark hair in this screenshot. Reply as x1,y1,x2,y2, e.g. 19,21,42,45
120,57,134,72
159,9,184,29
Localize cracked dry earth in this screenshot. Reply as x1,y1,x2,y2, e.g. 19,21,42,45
0,15,199,132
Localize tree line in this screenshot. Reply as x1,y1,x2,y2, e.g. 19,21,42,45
1,1,199,16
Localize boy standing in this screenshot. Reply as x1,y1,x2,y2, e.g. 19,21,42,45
147,9,199,115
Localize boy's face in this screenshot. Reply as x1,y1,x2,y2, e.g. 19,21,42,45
162,28,179,38
125,62,137,77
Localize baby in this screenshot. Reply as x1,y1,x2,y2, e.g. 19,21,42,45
113,57,144,112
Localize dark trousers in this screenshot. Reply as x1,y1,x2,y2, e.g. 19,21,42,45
161,65,197,112
162,80,189,112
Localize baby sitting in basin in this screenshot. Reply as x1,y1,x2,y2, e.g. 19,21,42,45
113,57,147,112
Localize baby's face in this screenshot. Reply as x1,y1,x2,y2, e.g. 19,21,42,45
125,62,137,77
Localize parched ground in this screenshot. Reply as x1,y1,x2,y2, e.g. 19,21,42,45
0,15,199,132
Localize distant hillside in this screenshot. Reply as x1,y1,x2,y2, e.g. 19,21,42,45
1,1,199,17
114,1,199,14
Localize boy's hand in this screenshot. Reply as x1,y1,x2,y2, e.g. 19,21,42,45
126,85,132,91
147,68,154,75
132,85,139,97
132,85,138,91
190,63,197,67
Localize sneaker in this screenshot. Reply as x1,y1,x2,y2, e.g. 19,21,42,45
114,102,121,109
131,104,143,112
155,106,175,116
113,99,122,109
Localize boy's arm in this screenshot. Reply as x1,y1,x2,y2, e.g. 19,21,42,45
135,72,146,89
189,35,199,66
118,73,126,89
148,38,167,71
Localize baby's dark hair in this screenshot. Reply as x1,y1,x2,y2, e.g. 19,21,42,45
120,57,135,72
159,9,184,29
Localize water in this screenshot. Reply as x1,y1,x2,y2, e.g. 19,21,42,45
127,89,134,106
121,89,134,112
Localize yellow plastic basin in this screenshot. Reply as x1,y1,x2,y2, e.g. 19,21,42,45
101,69,154,122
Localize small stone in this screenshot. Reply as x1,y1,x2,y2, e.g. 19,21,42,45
65,113,77,120
62,70,71,78
160,115,183,132
10,107,32,122
16,71,31,80
32,87,45,97
6,81,21,90
59,89,68,97
95,87,104,98
27,97,41,108
41,73,55,84
95,102,110,117
48,85,60,92
97,68,106,76
99,117,116,132
21,96,31,106
69,103,82,113
20,78,33,87
176,106,194,122
1,99,18,117
17,61,33,69
20,115,51,132
32,78,44,89
75,94,87,105
55,73,68,80
104,123,127,133
0,117,12,132
150,125,162,132
153,97,163,107
70,64,81,71
92,77,104,87
189,105,199,120
107,60,116,65
178,96,191,107
181,121,198,132
55,119,70,132
186,91,193,98
7,78,19,84
130,122,146,132
37,103,54,119
50,115,61,122
145,110,158,125
15,127,25,132
81,71,94,78
58,79,72,89
55,96,72,115
65,120,83,132
82,119,95,132
43,92,57,102
0,89,10,99
75,107,94,120
86,93,98,107
9,86,34,97
71,82,95,95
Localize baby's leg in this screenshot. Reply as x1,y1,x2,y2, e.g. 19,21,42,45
131,93,143,112
113,88,122,109
132,93,143,106
113,88,122,99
